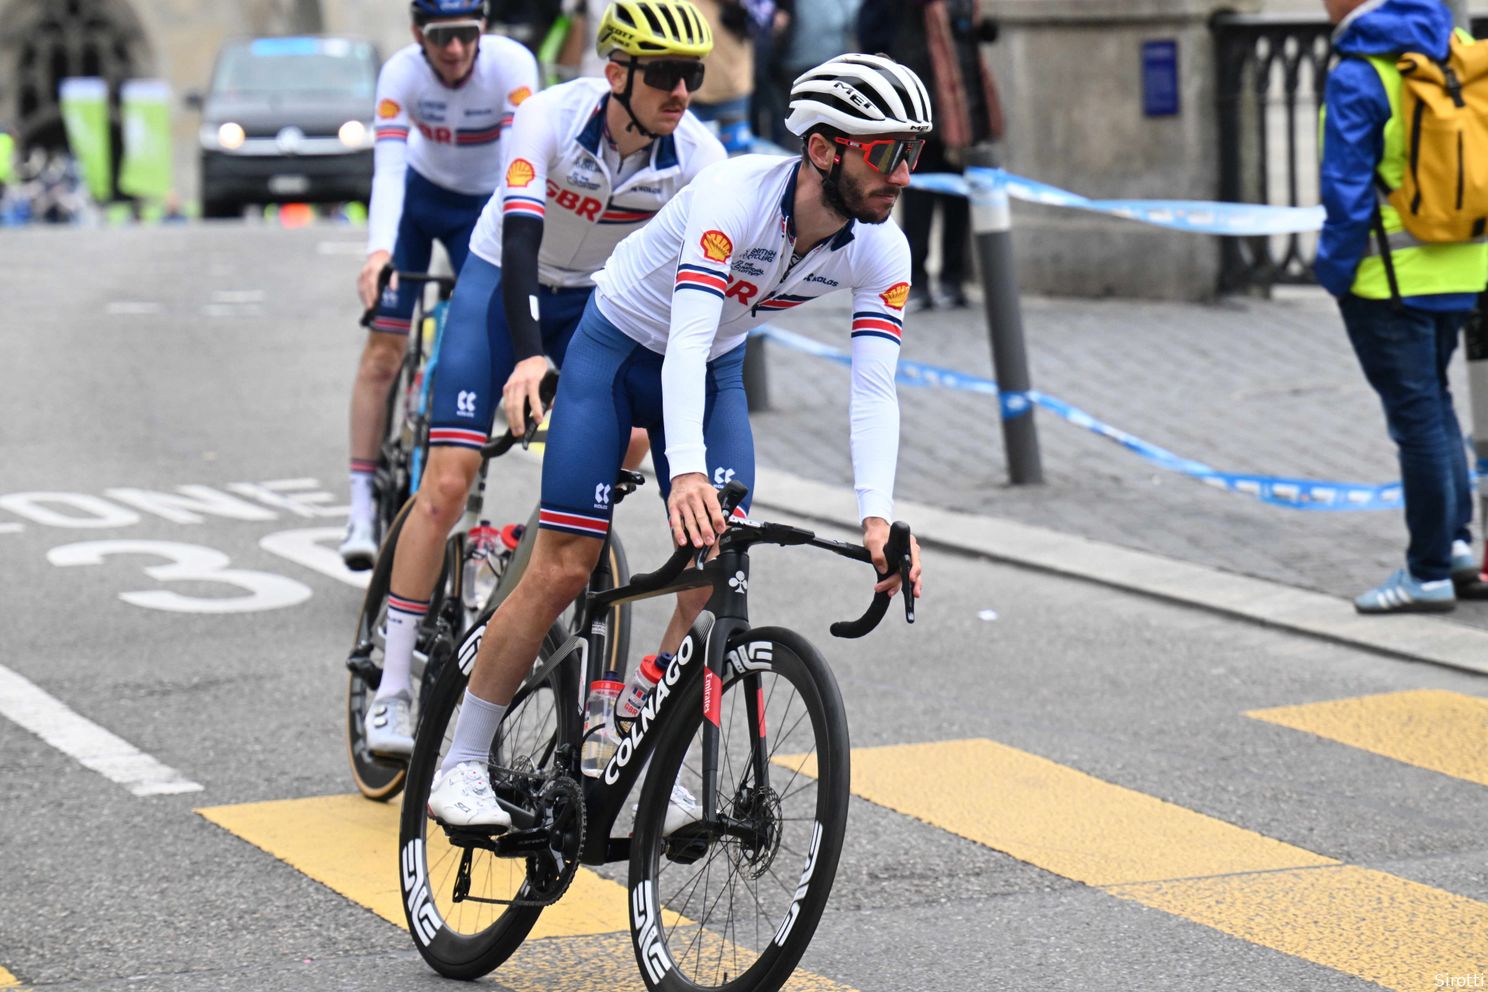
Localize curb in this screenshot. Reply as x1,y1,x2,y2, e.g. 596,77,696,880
752,466,1488,678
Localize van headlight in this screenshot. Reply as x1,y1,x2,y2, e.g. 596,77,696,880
338,120,369,148
214,121,246,150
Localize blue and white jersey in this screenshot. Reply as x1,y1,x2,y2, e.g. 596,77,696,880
592,154,912,522
467,77,726,288
367,36,539,254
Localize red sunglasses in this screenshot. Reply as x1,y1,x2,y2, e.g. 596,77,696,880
833,135,926,174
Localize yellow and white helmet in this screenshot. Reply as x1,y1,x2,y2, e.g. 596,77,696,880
595,0,713,60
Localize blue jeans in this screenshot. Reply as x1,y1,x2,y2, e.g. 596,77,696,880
1338,295,1473,580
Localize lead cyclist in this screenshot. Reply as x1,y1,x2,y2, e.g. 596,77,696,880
362,0,726,760
423,53,928,829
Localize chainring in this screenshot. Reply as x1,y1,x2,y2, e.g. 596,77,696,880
523,774,585,905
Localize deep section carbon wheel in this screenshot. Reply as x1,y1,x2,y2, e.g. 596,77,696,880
628,627,850,992
398,621,580,980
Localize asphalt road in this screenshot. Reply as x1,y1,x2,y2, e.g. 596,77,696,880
2,222,1485,992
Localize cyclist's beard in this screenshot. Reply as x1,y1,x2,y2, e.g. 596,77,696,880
820,168,898,225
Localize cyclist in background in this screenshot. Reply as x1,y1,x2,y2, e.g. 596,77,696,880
363,0,725,758
342,0,540,569
425,54,927,827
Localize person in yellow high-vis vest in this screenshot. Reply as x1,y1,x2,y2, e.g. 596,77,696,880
0,127,14,188
1318,0,1485,613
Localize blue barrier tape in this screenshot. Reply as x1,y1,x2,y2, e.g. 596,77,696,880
910,167,1326,237
750,324,1407,511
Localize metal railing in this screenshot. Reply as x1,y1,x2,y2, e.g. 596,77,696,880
1212,11,1488,292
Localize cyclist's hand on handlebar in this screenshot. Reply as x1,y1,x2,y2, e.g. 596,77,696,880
864,516,922,598
668,473,727,550
357,250,393,310
502,356,551,436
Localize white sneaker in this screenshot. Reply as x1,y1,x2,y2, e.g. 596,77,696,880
364,691,414,758
427,760,512,830
340,518,378,571
664,781,702,837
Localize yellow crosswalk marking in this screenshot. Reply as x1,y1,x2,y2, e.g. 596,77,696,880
198,794,858,991
1247,690,1488,787
0,966,24,989
786,739,1488,992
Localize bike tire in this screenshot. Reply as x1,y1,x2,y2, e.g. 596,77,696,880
374,305,424,542
399,620,581,980
627,626,850,992
602,532,632,673
344,497,416,801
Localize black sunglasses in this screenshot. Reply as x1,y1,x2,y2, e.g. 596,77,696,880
616,58,706,93
424,21,482,47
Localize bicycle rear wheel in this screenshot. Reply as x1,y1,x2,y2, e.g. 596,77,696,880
344,498,415,800
627,626,850,992
398,621,581,980
373,305,425,541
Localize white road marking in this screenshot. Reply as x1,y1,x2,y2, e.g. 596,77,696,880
260,527,370,589
0,523,22,534
105,301,162,315
0,664,203,796
317,240,365,255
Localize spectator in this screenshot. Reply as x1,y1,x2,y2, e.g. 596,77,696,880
1316,0,1484,613
555,0,607,78
690,0,756,152
776,0,861,123
859,0,1002,310
750,0,793,147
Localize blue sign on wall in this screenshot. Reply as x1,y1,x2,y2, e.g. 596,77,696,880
1142,40,1179,117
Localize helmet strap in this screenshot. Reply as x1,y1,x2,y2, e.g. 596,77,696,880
615,62,661,141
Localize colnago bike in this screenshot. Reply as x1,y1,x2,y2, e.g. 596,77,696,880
359,265,455,550
345,375,632,801
397,480,915,990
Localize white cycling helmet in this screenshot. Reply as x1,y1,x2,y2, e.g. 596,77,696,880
785,53,933,137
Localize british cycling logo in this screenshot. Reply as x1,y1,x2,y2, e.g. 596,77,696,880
416,99,447,122
744,247,776,262
700,230,733,263
594,483,612,508
506,158,536,188
456,390,477,416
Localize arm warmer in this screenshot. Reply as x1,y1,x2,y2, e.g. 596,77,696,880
501,213,546,362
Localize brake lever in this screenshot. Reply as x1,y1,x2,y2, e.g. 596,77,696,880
829,521,913,639
359,263,395,328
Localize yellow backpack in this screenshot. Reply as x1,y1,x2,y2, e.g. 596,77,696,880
1387,33,1488,242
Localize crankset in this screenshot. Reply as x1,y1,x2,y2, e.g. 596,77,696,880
445,772,585,908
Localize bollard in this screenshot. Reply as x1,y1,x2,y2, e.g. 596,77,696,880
743,332,770,412
967,147,1044,485
1464,298,1488,583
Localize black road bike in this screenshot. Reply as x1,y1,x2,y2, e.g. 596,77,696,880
396,480,915,991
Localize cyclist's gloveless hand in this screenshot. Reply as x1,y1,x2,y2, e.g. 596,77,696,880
863,516,922,599
668,472,727,549
502,355,550,437
358,250,393,311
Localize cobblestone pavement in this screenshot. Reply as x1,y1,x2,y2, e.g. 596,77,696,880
749,286,1488,632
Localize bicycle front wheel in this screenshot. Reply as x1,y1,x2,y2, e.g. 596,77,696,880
628,626,850,992
344,497,416,800
398,621,580,980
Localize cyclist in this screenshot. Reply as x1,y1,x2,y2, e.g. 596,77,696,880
362,0,725,758
341,0,540,569
425,53,927,828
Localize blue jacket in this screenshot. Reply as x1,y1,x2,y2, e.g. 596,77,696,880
1315,0,1474,309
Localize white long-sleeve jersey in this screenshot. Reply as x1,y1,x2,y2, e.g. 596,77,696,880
467,78,726,287
367,37,539,254
593,154,912,522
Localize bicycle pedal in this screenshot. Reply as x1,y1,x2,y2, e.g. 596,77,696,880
662,830,709,865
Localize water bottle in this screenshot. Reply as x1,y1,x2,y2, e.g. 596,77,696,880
615,653,669,730
580,675,624,777
461,521,501,614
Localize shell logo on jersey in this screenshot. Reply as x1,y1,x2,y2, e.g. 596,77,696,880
506,158,536,188
700,230,733,263
880,282,911,310
377,99,401,119
509,86,533,106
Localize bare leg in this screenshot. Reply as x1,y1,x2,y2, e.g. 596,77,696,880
349,330,407,468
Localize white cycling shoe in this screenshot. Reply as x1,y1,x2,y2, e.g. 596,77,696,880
427,760,512,830
363,691,414,758
339,518,378,572
664,781,703,836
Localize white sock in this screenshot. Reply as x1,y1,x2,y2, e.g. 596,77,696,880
375,593,428,700
440,691,508,775
348,468,376,526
